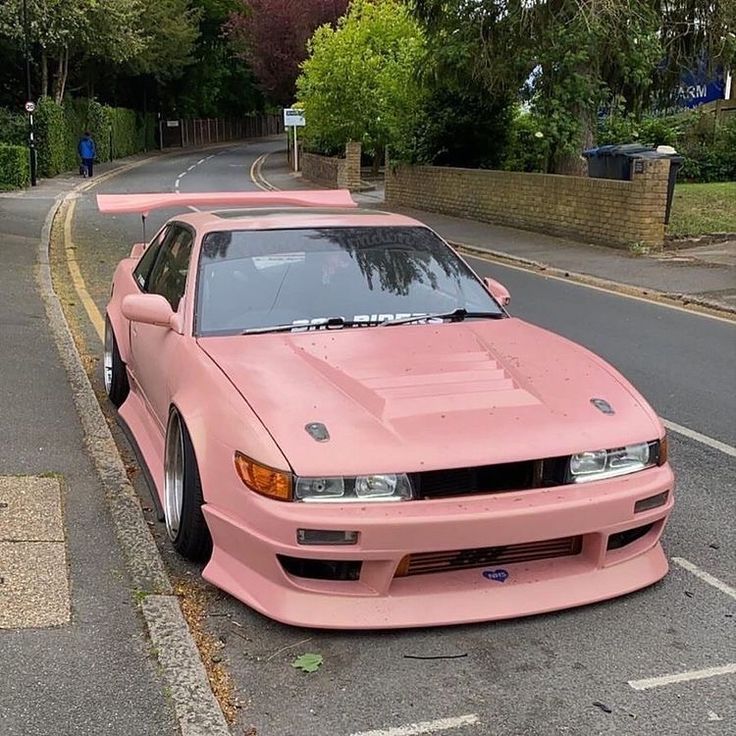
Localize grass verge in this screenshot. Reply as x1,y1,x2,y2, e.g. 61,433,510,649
668,182,736,238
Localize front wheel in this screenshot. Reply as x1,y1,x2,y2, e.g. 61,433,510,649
104,316,129,407
164,410,212,562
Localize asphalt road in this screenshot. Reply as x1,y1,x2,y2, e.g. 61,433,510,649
61,140,735,736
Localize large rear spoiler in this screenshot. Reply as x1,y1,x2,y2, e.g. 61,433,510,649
96,189,357,216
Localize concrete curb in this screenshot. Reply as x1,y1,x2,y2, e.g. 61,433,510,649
453,242,736,321
35,154,231,735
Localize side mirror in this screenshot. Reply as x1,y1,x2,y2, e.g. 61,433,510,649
483,277,511,307
122,293,175,328
130,242,146,259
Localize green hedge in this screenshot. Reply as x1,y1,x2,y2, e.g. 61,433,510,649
33,97,154,179
0,108,26,146
36,97,71,177
0,145,30,190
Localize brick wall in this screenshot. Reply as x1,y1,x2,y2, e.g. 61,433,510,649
385,159,671,249
302,142,362,191
301,152,342,188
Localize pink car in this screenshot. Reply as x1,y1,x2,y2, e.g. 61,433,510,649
100,190,674,629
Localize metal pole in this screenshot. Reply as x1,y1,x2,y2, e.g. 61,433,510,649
22,0,37,186
294,126,299,172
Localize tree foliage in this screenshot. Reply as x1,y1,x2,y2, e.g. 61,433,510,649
126,0,201,82
412,0,736,173
297,0,426,160
0,0,266,117
225,0,348,106
0,0,146,101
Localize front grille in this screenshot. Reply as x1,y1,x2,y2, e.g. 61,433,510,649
412,456,569,499
397,535,582,577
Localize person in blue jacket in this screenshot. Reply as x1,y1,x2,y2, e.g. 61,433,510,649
78,131,96,177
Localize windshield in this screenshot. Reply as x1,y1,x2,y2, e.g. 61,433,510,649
195,226,503,336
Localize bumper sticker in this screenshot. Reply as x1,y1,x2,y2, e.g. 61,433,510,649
482,569,509,583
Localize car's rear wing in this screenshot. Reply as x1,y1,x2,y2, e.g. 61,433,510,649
96,190,357,216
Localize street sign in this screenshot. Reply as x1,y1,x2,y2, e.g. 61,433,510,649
283,108,306,127
24,101,36,113
166,119,180,127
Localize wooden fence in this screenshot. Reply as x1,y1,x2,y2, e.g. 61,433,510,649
159,113,283,148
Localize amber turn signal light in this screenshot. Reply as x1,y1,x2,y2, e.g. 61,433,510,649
234,452,292,501
657,435,668,466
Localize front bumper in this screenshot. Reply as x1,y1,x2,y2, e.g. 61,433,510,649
201,464,674,629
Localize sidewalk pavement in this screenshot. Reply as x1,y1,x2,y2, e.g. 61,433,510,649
0,166,177,734
265,149,736,315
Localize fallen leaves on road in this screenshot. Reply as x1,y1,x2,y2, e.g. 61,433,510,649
174,578,239,723
291,653,324,673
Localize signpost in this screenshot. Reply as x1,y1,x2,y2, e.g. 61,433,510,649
283,108,306,172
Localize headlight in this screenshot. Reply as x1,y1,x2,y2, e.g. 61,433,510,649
295,473,413,502
569,439,664,483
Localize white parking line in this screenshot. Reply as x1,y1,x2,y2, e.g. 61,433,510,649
629,663,736,691
349,715,479,736
174,178,181,191
197,158,205,165
672,557,736,600
187,164,196,171
662,419,736,458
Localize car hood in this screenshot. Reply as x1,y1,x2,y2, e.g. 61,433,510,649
198,319,662,476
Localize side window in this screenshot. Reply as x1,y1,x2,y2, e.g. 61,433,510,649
146,226,194,311
133,226,170,290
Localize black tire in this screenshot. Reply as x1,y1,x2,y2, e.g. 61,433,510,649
165,410,212,562
104,317,129,407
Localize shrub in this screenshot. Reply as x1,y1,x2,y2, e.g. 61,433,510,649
0,144,30,190
35,97,69,177
110,107,139,158
503,111,550,173
596,110,736,183
88,99,112,162
677,114,736,182
0,108,26,145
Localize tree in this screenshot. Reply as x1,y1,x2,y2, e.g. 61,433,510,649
167,0,263,116
297,0,426,166
0,0,145,102
413,0,736,174
225,0,348,106
126,0,201,82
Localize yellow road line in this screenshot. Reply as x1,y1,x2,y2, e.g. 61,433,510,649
63,198,105,342
249,153,278,191
249,154,269,191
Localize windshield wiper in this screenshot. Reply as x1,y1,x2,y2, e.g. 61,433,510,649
379,308,504,327
241,316,363,335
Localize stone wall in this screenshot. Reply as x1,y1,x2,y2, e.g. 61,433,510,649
301,141,362,191
385,159,671,248
301,152,343,188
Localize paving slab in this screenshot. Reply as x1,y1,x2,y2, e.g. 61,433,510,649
0,541,70,628
0,475,69,628
0,475,64,542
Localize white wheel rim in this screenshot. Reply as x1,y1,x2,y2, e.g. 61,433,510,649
164,412,185,541
103,320,114,395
